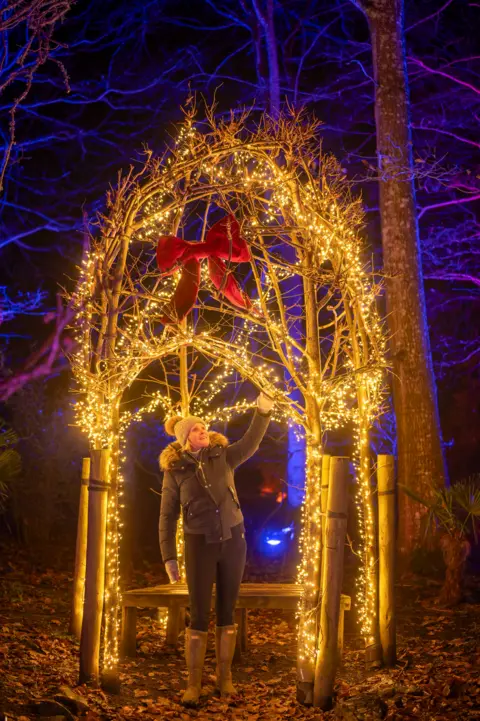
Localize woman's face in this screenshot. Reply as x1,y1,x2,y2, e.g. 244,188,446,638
188,422,209,450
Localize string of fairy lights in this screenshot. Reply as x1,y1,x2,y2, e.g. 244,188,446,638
296,437,323,673
67,110,388,679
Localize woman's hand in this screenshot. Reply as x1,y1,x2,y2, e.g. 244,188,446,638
257,391,275,414
165,559,180,583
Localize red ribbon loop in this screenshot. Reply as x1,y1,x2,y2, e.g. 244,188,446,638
156,215,253,323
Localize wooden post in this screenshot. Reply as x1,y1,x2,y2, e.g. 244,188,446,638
234,608,248,661
237,607,248,651
69,457,90,640
166,605,182,646
320,454,331,590
79,449,110,685
338,595,352,660
70,458,91,639
377,454,396,667
121,607,137,658
313,457,349,710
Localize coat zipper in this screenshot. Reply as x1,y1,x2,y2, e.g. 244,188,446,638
196,457,219,507
228,485,241,509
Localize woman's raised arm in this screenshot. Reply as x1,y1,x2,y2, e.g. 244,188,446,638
226,393,274,469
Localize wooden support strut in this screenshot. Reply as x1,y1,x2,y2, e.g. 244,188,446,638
320,454,331,591
79,449,110,685
70,458,91,639
378,454,396,667
314,457,349,710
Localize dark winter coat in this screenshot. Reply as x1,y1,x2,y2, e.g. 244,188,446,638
158,409,271,562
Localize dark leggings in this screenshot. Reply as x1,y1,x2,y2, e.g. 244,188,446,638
184,522,247,631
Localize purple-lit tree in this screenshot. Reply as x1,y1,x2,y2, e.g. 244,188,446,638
1,0,73,397
0,0,72,191
0,293,75,402
345,0,448,559
1,1,176,398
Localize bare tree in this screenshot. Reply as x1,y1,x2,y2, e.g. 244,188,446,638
0,294,74,401
0,0,72,190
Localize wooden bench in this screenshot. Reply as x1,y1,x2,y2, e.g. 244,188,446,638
121,583,351,659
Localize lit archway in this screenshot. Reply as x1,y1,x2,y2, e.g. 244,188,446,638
68,105,387,692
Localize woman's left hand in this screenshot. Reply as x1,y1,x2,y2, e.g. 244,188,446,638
257,391,275,413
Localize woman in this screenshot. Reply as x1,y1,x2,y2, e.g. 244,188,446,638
159,391,274,705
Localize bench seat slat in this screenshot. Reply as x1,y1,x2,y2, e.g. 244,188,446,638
122,583,350,611
120,583,351,660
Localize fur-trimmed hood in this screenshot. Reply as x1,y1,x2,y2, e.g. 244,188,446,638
159,431,229,471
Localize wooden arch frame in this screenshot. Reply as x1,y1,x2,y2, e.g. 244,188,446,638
67,104,388,697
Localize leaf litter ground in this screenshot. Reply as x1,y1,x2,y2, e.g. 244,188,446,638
0,544,479,721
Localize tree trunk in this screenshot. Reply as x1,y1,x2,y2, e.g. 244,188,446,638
252,0,281,117
357,385,382,667
287,424,306,507
296,265,323,706
264,0,280,116
177,338,189,583
296,414,322,705
101,410,121,693
359,0,447,561
438,531,471,606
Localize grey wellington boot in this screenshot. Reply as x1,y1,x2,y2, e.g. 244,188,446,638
215,624,238,696
182,628,208,706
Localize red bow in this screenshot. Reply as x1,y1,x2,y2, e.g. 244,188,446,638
156,216,253,323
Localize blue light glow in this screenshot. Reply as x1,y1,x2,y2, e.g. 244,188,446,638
266,538,282,546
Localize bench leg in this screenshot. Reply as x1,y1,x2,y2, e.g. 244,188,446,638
155,606,179,630
238,608,248,651
233,608,248,662
166,606,182,646
121,606,137,658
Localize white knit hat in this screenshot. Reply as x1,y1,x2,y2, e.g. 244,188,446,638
165,415,207,446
